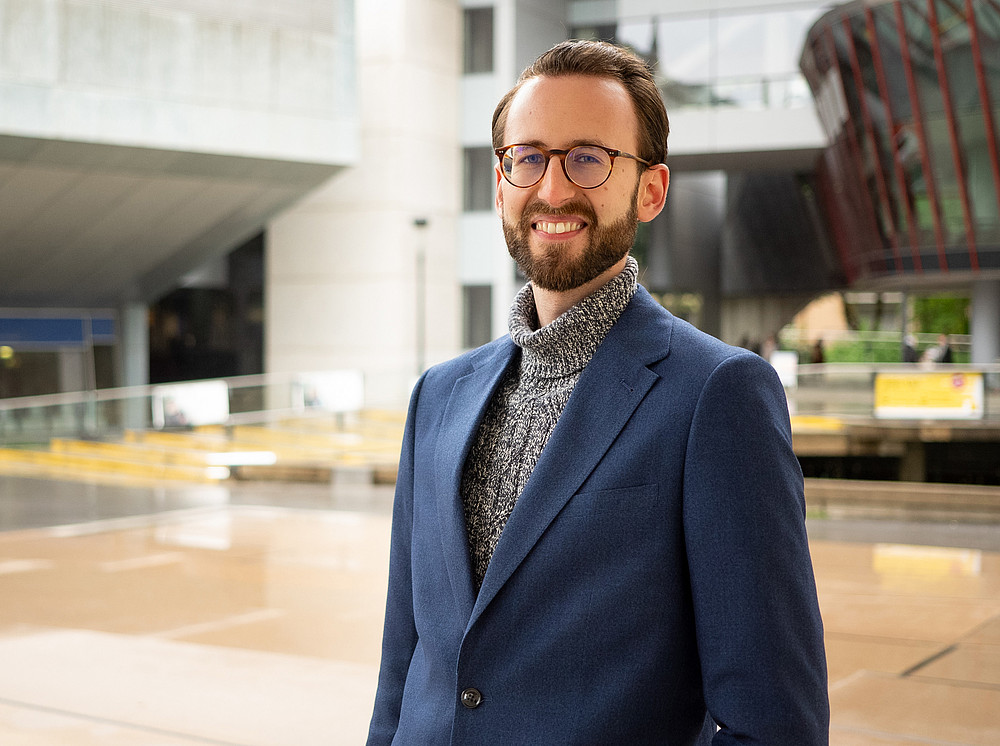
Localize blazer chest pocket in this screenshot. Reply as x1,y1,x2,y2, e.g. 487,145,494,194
548,483,670,564
558,483,660,521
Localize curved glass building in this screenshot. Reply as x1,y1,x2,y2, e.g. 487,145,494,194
801,0,1000,362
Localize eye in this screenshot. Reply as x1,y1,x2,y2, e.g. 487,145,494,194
569,148,608,166
514,149,545,165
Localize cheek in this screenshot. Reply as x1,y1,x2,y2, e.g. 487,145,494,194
591,198,613,218
501,189,529,218
591,184,616,212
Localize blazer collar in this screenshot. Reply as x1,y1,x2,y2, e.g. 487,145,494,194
433,336,519,621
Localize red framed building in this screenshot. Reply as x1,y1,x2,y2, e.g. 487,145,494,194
801,0,1000,363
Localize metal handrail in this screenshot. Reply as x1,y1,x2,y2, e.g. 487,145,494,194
1,363,998,447
0,372,277,413
0,371,364,446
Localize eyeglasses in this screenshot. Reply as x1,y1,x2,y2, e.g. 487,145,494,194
495,144,652,189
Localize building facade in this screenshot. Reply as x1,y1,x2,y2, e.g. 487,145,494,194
2,0,998,411
0,0,358,397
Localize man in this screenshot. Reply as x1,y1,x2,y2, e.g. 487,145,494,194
368,40,829,744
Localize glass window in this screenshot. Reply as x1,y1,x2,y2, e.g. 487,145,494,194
463,285,493,348
870,4,913,122
616,9,825,111
621,16,712,85
715,9,824,109
716,9,820,80
975,2,1000,105
618,16,713,108
463,147,495,212
464,7,494,74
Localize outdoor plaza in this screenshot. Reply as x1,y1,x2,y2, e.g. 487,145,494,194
0,468,997,745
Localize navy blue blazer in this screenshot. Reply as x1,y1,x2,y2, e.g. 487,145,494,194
368,286,829,744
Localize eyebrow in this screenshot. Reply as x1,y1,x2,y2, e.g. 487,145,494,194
513,138,614,150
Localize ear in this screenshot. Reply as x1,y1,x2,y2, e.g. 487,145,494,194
637,164,669,223
494,164,505,218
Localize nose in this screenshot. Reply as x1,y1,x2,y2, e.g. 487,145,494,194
535,154,577,206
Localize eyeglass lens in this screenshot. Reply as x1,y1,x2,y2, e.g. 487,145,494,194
502,145,613,188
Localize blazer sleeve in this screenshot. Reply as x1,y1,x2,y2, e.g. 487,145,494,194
367,374,424,745
682,353,830,744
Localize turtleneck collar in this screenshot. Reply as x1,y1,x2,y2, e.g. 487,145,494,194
507,256,638,381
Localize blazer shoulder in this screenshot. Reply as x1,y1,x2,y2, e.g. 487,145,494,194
420,334,516,393
642,305,773,392
626,287,752,367
671,316,749,364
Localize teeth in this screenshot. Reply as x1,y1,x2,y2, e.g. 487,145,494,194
536,221,583,235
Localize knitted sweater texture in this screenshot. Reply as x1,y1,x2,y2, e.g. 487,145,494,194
460,257,639,588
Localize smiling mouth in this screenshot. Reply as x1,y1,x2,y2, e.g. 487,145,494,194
533,220,585,235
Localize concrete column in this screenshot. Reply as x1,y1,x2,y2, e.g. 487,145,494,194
971,279,1000,365
266,0,461,410
57,350,87,393
119,302,149,430
120,303,149,388
58,348,91,435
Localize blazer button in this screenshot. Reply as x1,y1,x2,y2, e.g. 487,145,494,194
460,687,482,709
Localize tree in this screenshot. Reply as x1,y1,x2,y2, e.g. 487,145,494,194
912,295,969,335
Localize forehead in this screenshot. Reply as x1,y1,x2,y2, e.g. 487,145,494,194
504,74,638,151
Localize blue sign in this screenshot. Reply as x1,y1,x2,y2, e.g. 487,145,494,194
0,315,116,348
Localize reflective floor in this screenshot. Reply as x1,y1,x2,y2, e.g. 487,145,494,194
0,475,998,745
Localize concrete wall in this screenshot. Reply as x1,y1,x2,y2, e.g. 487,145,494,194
971,280,1000,365
267,0,462,409
721,294,815,348
0,0,357,164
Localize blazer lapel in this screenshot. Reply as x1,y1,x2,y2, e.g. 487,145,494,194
434,338,519,621
470,289,673,625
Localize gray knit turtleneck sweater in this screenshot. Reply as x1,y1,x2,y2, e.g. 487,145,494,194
461,257,639,588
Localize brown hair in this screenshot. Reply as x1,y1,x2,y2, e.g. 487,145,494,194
491,39,669,165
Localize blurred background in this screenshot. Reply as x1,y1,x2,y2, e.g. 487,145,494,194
1,0,999,743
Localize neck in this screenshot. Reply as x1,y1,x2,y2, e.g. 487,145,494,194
531,256,629,327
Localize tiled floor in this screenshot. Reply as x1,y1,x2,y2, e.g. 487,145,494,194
0,476,998,745
813,539,1000,744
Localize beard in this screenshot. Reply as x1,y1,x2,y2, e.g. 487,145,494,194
502,186,640,292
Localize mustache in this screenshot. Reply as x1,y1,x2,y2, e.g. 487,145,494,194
521,199,598,225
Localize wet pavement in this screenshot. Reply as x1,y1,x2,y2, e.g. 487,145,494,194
0,475,998,744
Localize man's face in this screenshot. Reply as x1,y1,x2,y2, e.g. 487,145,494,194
496,74,647,292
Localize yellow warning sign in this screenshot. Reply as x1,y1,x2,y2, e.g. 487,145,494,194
874,371,984,419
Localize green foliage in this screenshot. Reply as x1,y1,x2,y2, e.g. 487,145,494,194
821,339,904,363
798,337,971,364
913,295,969,335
